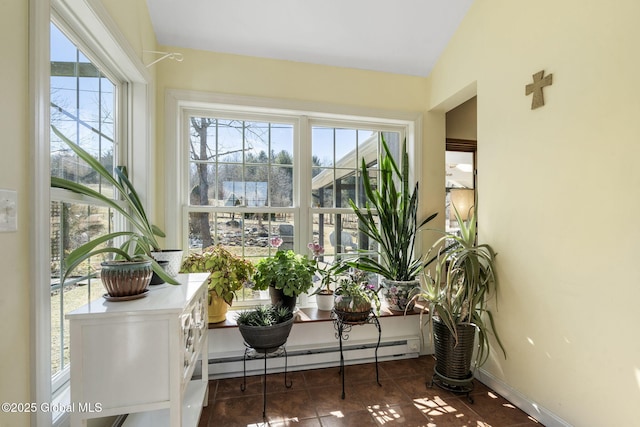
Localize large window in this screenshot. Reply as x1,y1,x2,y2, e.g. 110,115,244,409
49,22,120,391
180,106,407,304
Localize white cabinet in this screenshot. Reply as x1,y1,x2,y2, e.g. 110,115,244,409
66,273,209,427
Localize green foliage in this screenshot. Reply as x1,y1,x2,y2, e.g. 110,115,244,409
235,304,293,327
348,136,437,281
180,245,254,306
50,125,177,286
252,250,316,297
416,205,506,367
334,269,381,314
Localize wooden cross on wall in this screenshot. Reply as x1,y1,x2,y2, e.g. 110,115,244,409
525,70,553,109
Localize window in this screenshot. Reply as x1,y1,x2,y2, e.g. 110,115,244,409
32,2,150,424
176,100,411,305
49,21,120,393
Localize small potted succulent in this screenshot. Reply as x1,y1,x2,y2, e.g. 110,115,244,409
180,245,255,323
308,242,349,311
333,268,381,324
235,304,294,353
252,237,316,311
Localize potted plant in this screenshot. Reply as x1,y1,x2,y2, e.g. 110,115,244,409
333,268,381,323
308,242,349,311
252,237,316,311
416,205,506,387
235,304,295,353
50,125,179,299
180,245,255,323
348,135,437,311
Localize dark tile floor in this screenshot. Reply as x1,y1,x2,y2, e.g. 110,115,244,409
198,355,543,427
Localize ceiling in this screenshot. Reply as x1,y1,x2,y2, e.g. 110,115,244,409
145,0,475,77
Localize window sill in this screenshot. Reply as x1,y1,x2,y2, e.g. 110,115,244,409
208,302,424,329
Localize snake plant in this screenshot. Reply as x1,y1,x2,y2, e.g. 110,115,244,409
348,135,437,281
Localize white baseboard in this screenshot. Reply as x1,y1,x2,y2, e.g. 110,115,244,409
476,368,573,427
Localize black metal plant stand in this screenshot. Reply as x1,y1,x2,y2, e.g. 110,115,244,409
240,343,292,418
331,308,382,399
429,367,475,404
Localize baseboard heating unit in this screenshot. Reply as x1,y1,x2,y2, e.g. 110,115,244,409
208,335,421,379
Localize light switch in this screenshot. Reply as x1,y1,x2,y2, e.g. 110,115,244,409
0,189,17,232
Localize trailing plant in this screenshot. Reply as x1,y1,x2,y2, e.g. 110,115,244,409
252,246,316,297
235,304,293,327
348,135,437,281
50,125,177,285
180,245,254,305
416,205,506,366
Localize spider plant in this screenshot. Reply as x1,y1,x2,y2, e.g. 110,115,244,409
50,125,178,285
348,135,437,281
417,204,506,366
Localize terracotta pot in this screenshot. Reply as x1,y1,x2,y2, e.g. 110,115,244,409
100,260,152,298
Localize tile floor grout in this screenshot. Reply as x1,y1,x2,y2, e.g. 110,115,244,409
198,355,544,426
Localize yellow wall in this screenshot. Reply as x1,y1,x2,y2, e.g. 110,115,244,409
154,49,445,243
428,0,640,425
9,0,638,425
0,0,30,426
0,0,156,426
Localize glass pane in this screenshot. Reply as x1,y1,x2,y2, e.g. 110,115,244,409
50,23,115,197
312,213,361,258
270,165,293,207
50,23,118,381
50,201,109,377
311,167,334,208
187,211,296,258
312,127,334,167
188,163,216,206
335,169,357,208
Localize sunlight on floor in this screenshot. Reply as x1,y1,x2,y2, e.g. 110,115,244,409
413,396,458,416
368,404,404,424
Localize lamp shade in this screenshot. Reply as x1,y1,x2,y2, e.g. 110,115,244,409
450,188,475,221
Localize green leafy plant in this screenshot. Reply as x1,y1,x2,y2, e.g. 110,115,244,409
180,245,254,305
50,125,177,285
307,242,349,296
235,304,293,327
252,249,316,297
334,268,381,315
416,205,506,366
348,135,437,281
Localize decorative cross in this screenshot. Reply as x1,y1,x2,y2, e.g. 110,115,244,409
525,70,553,109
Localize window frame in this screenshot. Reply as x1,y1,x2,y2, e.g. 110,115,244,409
165,91,421,307
31,0,152,425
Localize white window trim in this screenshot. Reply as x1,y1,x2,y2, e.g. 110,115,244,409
30,0,151,425
164,89,423,264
